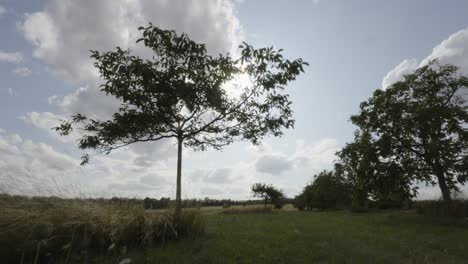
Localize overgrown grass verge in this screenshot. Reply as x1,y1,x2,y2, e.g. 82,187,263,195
415,200,468,218
0,195,204,263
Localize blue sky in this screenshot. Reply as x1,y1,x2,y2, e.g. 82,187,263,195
0,0,467,199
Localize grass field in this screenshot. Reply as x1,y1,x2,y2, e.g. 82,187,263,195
90,208,468,264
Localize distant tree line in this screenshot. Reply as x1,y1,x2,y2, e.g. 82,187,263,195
143,196,291,209
0,193,292,210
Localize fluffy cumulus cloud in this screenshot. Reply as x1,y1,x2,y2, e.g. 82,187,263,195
19,0,243,118
0,129,77,196
381,59,418,89
0,50,23,63
421,27,468,74
10,1,341,200
382,26,468,89
256,154,294,175
0,128,177,198
17,0,244,180
254,138,340,176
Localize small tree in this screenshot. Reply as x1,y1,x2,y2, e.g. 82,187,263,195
251,183,285,208
297,170,351,210
350,61,467,202
55,24,307,210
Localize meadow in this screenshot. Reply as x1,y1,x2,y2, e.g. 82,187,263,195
2,195,468,263
92,207,468,264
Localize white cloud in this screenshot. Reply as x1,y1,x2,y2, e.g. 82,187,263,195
140,174,168,186
204,168,234,183
254,138,340,175
256,154,294,175
0,130,78,196
0,50,23,63
381,59,418,89
0,129,174,198
21,112,73,143
200,186,224,196
12,67,32,77
12,1,344,200
382,26,468,89
421,27,468,74
20,0,243,119
16,1,245,198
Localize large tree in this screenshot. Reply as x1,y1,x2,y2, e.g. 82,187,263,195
55,24,307,209
350,61,467,202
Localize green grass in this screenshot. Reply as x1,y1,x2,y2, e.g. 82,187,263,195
90,209,468,264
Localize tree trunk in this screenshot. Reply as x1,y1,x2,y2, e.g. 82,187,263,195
433,159,451,202
176,137,183,212
436,173,452,202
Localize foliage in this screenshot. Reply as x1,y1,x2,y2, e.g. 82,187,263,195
340,60,468,202
293,193,306,211
55,24,308,208
251,183,285,209
336,131,416,210
294,170,351,210
0,194,204,263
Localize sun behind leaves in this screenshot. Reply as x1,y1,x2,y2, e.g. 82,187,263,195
55,23,308,209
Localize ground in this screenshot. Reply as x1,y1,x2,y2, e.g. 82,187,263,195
90,207,468,264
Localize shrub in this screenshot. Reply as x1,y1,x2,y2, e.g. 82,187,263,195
415,200,467,218
0,195,205,263
295,171,351,210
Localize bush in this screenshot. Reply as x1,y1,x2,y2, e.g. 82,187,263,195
294,171,351,210
0,195,205,263
415,200,467,218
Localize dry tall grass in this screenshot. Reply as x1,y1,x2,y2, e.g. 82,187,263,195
0,194,204,263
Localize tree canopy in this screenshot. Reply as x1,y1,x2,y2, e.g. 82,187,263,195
342,60,467,202
294,170,351,210
55,24,307,209
251,183,285,208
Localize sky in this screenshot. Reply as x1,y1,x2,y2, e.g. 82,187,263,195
0,0,467,200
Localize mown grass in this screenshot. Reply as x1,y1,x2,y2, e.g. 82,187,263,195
91,209,468,264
